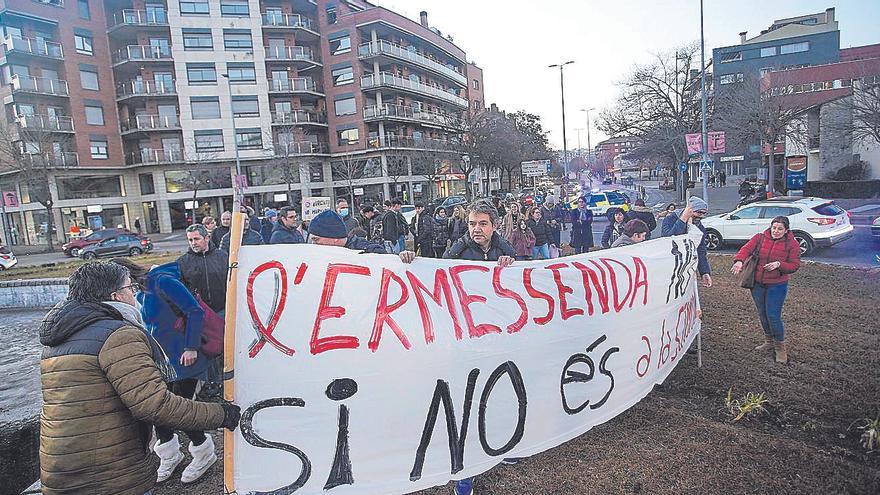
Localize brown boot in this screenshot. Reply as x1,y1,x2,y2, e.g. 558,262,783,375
754,335,774,352
774,340,788,364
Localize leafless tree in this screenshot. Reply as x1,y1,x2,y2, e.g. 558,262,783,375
825,71,880,147
385,153,410,197
331,152,367,208
178,147,228,222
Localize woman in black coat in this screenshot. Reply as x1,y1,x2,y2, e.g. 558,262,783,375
570,196,594,254
526,205,551,259
601,207,627,248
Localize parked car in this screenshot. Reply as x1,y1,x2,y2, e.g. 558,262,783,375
700,197,853,256
872,216,880,243
621,176,635,187
571,190,632,215
602,176,613,185
436,195,468,216
80,233,153,260
62,228,132,257
0,244,17,270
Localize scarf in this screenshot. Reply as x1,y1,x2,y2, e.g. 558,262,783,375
104,300,177,381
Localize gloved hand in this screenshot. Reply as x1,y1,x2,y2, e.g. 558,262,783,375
220,402,241,431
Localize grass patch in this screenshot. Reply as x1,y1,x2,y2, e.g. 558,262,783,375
0,251,183,281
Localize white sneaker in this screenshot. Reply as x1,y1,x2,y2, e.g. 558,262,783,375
154,434,184,483
181,434,217,483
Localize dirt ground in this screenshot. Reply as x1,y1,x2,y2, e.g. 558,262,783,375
157,255,880,495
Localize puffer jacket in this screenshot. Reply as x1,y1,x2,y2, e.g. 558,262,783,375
39,300,224,495
628,205,657,238
177,244,229,313
444,231,516,261
220,227,263,253
734,229,801,285
345,235,388,254
269,221,305,244
433,216,450,249
527,217,551,246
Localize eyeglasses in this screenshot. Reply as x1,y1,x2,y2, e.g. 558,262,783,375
115,282,141,294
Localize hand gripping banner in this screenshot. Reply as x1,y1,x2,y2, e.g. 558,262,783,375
232,228,704,494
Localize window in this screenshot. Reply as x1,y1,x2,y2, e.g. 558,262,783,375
759,67,773,77
57,175,123,199
760,46,776,57
473,100,481,109
224,30,253,50
220,0,248,16
232,96,259,117
337,128,359,146
191,96,221,119
472,79,480,90
90,140,108,159
720,52,742,63
334,97,356,116
180,0,209,14
326,7,337,24
761,206,800,218
719,73,743,85
195,130,224,152
186,63,216,84
84,105,104,125
330,36,351,55
78,0,90,19
332,66,354,86
235,128,263,149
732,206,761,220
183,29,213,50
80,69,99,90
74,34,93,55
227,63,256,83
138,173,155,195
780,41,809,54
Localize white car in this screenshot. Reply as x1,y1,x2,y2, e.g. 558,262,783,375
0,244,17,270
400,204,417,225
700,197,853,256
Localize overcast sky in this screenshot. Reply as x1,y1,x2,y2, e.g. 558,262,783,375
372,0,880,150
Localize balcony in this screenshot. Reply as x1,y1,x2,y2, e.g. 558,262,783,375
112,45,172,66
267,77,322,96
120,114,181,134
2,36,63,60
30,0,64,6
116,80,177,100
363,104,463,130
274,141,329,155
271,110,327,127
25,152,79,168
127,148,184,166
261,13,319,38
358,40,466,86
16,114,75,133
108,9,169,32
366,135,459,152
264,46,320,67
10,74,69,97
361,72,468,108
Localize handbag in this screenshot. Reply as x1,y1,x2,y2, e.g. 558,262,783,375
739,235,764,289
172,293,225,358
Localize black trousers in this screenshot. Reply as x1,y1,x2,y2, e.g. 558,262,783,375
155,379,207,446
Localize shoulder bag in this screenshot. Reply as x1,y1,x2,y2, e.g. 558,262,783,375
739,234,764,289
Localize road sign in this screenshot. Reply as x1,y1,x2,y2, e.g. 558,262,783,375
700,160,714,171
708,131,726,154
353,187,365,196
521,160,550,177
679,162,688,173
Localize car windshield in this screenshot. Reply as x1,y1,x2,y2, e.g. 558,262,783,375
85,233,101,241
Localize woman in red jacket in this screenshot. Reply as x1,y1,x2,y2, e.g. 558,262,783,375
730,216,801,363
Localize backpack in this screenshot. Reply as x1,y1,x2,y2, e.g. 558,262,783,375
370,211,386,242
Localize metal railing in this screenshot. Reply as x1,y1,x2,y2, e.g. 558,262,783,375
363,103,463,128
367,135,459,151
127,148,184,165
25,152,78,168
2,35,63,58
116,79,176,98
16,114,74,132
261,12,315,30
267,77,319,93
271,110,326,125
109,9,169,28
121,114,180,132
361,72,468,108
264,45,316,62
274,141,329,155
112,45,172,64
358,40,466,85
31,0,64,6
10,74,69,96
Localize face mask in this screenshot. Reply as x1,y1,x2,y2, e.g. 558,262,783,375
339,208,349,217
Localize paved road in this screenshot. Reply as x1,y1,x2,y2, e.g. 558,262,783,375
12,233,190,268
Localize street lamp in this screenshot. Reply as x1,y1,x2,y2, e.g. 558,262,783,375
699,0,710,204
580,107,595,154
549,60,575,179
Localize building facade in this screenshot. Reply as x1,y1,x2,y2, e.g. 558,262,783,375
0,0,483,245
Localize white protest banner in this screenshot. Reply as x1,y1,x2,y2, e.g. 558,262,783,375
302,196,332,221
232,229,703,494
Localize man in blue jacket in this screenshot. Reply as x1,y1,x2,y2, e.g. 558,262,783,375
661,196,713,288
269,206,305,244
307,209,388,254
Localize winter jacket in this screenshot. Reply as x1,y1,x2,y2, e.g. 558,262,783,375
433,217,450,249
602,222,625,248
734,229,801,285
220,227,263,253
628,206,657,238
249,214,262,234
448,217,467,243
381,210,401,242
509,228,536,257
269,221,305,244
211,225,230,249
411,212,435,244
177,244,229,313
527,217,551,246
611,234,638,248
260,218,276,244
661,211,711,276
39,300,224,495
342,214,360,233
141,262,210,381
444,231,516,261
570,208,594,249
345,235,388,254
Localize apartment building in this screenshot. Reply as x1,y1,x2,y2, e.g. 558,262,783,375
0,0,483,244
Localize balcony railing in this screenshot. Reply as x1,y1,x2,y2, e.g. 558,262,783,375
267,77,320,93
363,103,462,129
367,135,459,151
264,45,317,63
128,148,184,165
274,141,329,155
112,45,172,64
16,114,74,132
31,0,64,6
25,152,78,168
261,12,315,31
2,36,63,59
10,74,69,97
361,72,468,108
358,40,466,85
116,79,177,98
121,114,180,133
271,110,326,125
109,9,169,29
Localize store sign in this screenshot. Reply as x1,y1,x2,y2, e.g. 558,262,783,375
786,157,807,190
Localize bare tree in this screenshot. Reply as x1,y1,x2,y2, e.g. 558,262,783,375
331,152,367,207
826,71,880,147
385,153,410,197
176,146,228,223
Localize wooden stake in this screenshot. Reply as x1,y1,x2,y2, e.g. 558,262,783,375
223,204,246,493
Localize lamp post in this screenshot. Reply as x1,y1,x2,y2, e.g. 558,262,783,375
549,61,575,180
221,73,244,213
699,0,710,204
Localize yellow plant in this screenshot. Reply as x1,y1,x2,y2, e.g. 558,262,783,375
725,387,769,422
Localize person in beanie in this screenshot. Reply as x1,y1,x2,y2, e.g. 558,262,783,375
661,196,712,287
260,209,277,242
611,219,650,248
628,199,657,239
308,209,387,254
731,215,801,363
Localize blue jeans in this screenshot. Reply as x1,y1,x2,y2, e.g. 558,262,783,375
455,478,473,495
397,235,406,253
532,243,550,260
384,240,401,254
750,282,788,341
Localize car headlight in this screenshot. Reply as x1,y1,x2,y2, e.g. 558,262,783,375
873,217,880,226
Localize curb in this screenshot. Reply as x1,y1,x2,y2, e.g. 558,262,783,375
0,278,68,309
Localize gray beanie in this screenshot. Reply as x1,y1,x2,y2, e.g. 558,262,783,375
687,196,708,212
